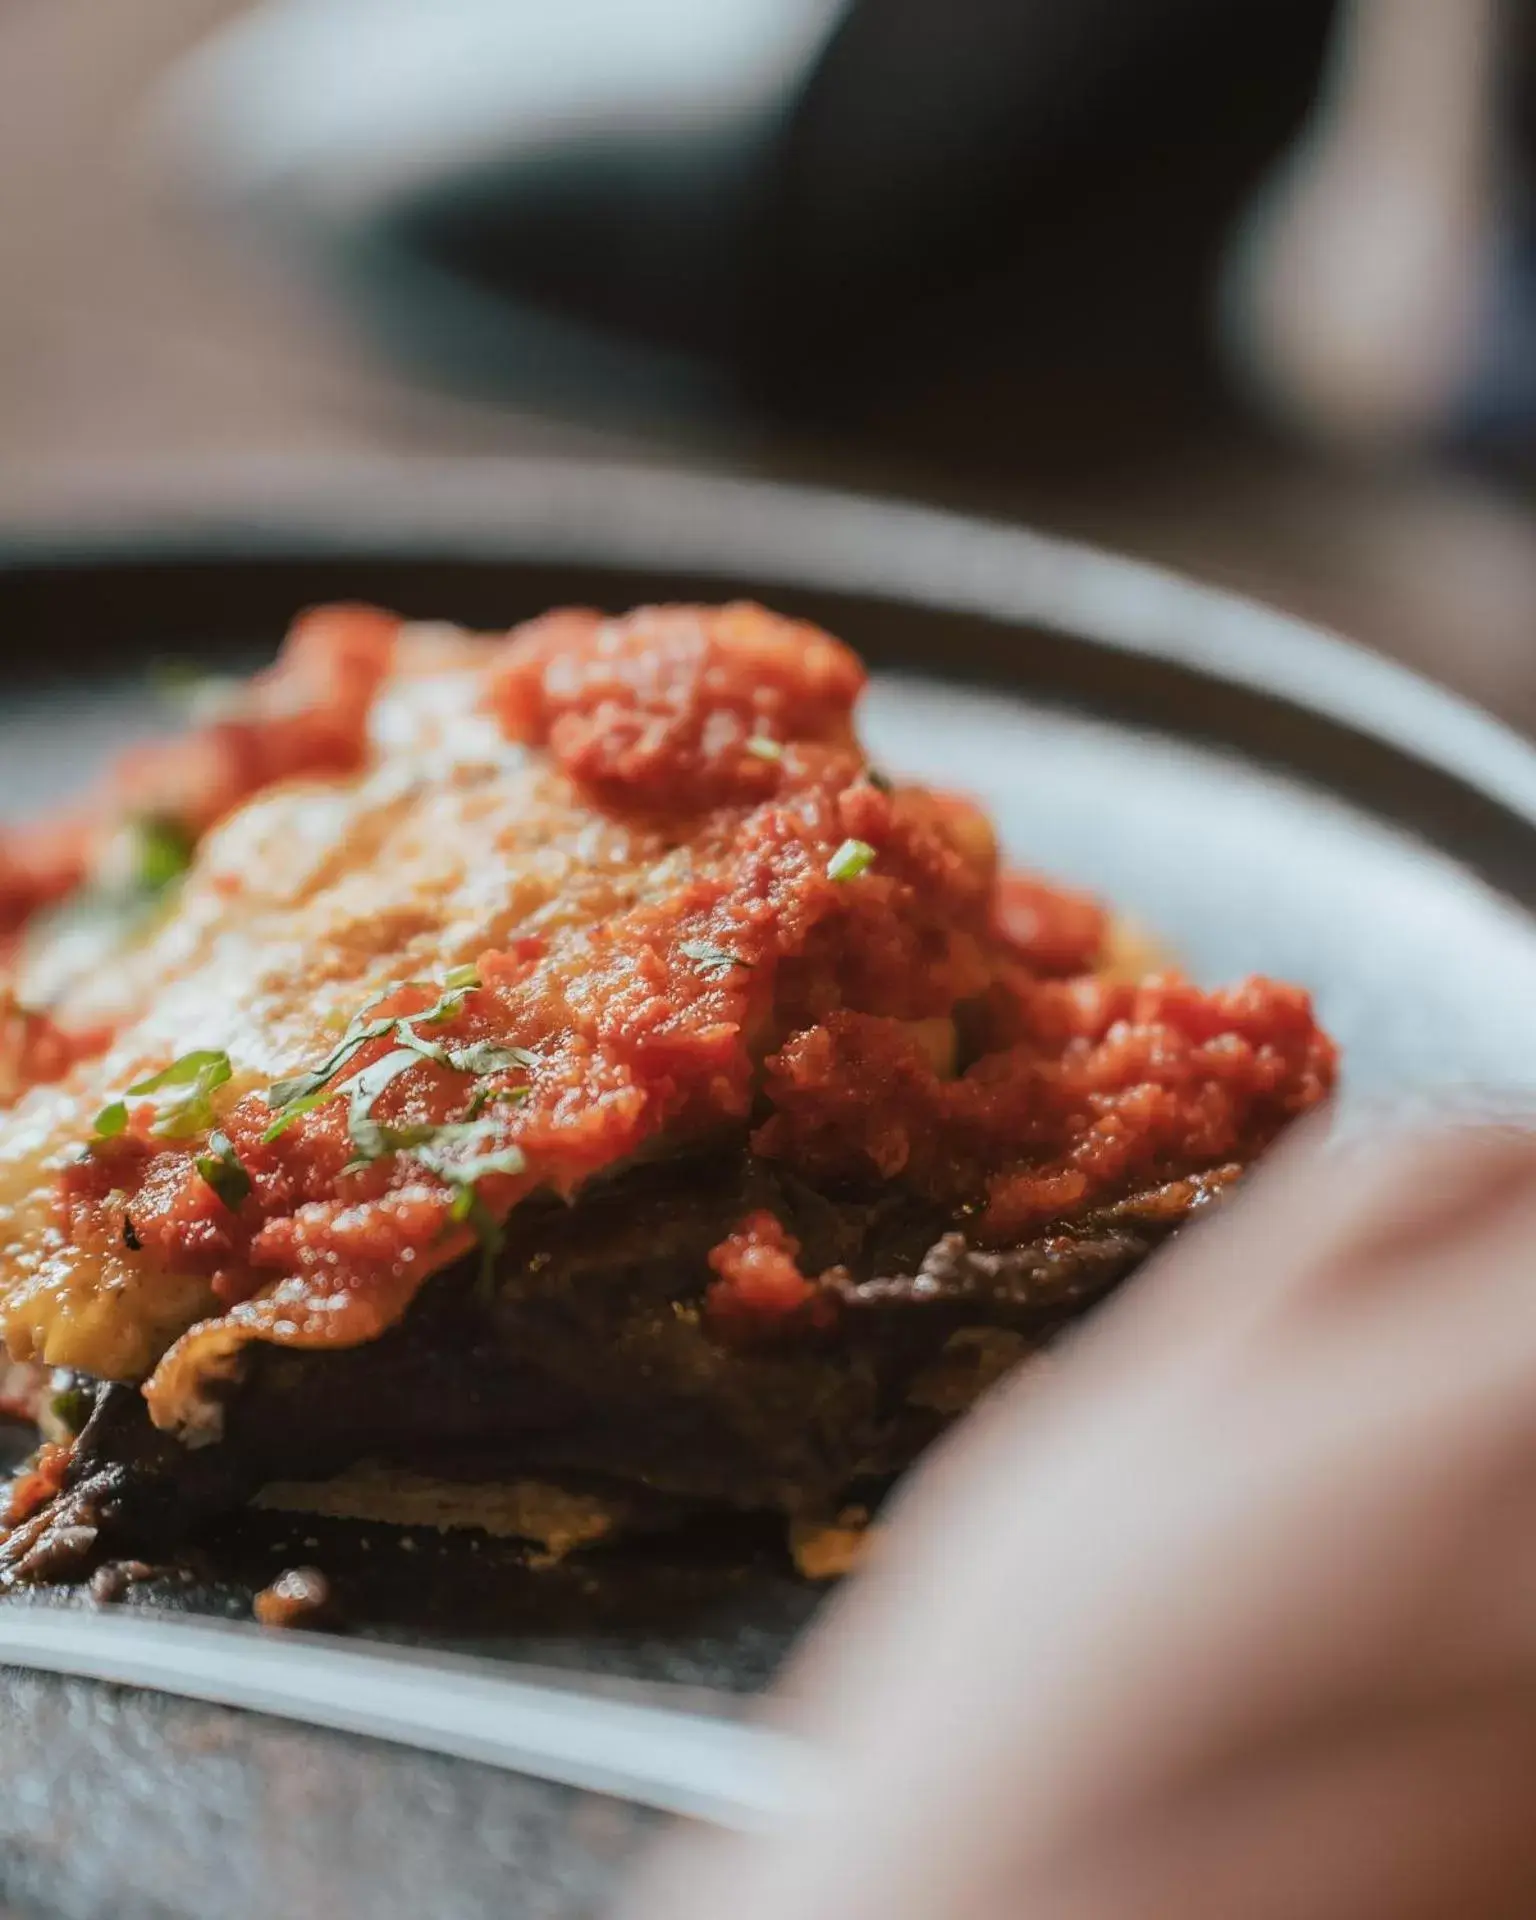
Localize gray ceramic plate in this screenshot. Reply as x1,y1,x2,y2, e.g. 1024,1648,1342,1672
3,458,1536,1920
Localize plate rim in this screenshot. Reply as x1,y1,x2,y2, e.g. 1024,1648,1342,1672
2,457,1534,1854
4,452,1534,836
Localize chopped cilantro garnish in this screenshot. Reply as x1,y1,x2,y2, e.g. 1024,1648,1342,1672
260,970,535,1165
25,815,196,1014
420,1127,528,1290
137,1050,233,1137
827,838,877,882
679,939,752,983
416,970,482,1026
260,1086,333,1143
130,816,194,894
49,1382,95,1435
467,1082,530,1119
447,1040,532,1076
83,964,533,1283
393,1021,451,1065
343,1047,438,1166
348,1046,423,1112
195,1130,252,1211
420,1136,528,1188
266,1016,397,1114
449,1186,507,1291
96,1049,233,1141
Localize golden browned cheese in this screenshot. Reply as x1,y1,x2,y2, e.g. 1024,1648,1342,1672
0,626,691,1383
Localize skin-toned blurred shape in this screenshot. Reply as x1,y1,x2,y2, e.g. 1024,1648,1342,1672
631,1117,1536,1920
1223,0,1502,452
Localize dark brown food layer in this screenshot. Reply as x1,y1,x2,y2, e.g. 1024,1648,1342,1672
0,1150,1235,1585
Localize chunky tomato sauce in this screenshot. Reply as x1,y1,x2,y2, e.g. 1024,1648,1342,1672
0,604,396,941
489,601,866,812
706,1210,839,1341
3,1439,71,1527
0,991,108,1103
13,601,1335,1378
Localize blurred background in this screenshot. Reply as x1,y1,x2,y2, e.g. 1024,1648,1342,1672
1,0,1533,726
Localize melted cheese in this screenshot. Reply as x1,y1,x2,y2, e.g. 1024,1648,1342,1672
0,633,693,1382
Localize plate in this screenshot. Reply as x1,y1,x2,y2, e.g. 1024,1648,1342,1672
3,458,1535,1919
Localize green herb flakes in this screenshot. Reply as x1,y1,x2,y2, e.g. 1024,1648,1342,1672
260,1086,333,1143
130,816,195,894
266,1017,396,1115
447,1040,532,1076
387,1120,529,1290
392,1021,451,1066
827,838,877,882
421,1137,528,1189
260,970,533,1163
49,1382,95,1435
97,1049,233,1141
195,1130,252,1211
744,735,782,762
342,1047,438,1166
466,1082,530,1119
416,970,482,1026
449,1186,507,1291
679,939,752,983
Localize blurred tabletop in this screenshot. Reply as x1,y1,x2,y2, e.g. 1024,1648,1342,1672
1,0,1533,734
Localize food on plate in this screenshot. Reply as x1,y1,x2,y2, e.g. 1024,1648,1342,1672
0,601,1336,1586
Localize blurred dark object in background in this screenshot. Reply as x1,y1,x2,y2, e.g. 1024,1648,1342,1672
162,0,1330,470
164,0,1535,478
756,0,1330,465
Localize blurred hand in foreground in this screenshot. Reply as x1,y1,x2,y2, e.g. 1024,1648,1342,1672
630,1121,1536,1920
